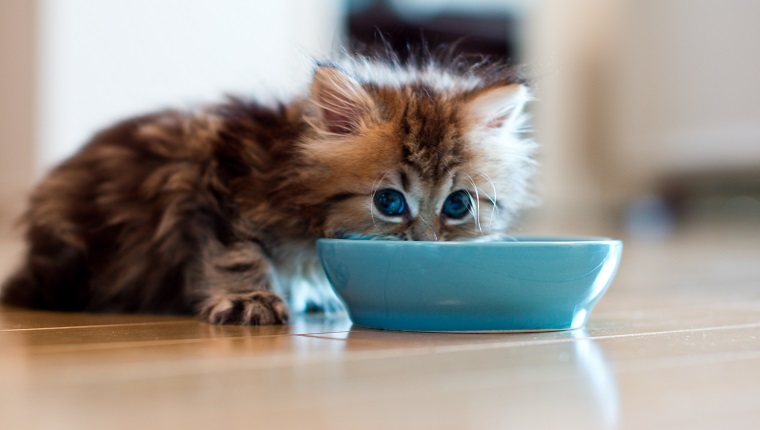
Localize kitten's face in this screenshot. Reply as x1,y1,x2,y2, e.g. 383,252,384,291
301,66,534,241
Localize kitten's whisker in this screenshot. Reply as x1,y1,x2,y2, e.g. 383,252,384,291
476,173,499,233
463,173,483,235
489,205,498,234
369,172,390,233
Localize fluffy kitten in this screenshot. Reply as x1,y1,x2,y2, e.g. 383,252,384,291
1,53,535,325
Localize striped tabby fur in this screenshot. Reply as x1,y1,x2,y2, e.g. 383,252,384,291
1,52,535,324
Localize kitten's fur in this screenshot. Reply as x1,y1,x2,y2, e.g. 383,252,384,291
1,52,535,325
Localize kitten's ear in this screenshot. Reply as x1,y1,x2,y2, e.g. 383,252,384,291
464,84,531,133
310,66,375,134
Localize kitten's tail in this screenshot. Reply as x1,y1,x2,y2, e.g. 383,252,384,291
1,227,90,311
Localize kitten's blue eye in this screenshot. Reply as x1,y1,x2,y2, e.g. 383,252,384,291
373,189,406,216
442,190,472,219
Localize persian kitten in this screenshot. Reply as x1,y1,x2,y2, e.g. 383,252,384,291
1,52,535,325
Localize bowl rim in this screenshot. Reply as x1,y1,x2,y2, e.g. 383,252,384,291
317,235,623,247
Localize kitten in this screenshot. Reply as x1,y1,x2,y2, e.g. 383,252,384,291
0,52,535,325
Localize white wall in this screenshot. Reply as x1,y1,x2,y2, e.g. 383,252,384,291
0,0,37,228
37,0,344,173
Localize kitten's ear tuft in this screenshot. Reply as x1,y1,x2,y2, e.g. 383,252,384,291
310,66,375,134
464,84,531,132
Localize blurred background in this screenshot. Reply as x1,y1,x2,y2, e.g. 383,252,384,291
2,0,759,247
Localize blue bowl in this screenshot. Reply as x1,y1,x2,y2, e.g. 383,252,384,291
317,236,623,332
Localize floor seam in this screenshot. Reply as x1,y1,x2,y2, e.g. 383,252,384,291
17,329,354,354
0,320,195,332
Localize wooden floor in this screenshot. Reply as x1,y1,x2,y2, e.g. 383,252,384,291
1,218,759,430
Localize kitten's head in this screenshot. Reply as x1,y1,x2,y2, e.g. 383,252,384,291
299,55,535,241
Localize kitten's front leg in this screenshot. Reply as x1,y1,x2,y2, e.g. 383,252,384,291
195,241,289,325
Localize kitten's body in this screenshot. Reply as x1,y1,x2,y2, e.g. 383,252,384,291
1,54,535,324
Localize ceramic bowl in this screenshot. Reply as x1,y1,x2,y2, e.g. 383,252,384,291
317,236,623,332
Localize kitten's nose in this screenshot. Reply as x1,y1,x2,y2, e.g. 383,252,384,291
409,223,439,241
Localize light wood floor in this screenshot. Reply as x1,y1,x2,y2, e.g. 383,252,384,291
1,218,759,430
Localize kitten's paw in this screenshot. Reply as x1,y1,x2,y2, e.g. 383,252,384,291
200,291,290,325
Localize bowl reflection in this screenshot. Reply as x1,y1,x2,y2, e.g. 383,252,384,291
331,327,620,429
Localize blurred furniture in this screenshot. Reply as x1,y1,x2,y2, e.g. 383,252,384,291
346,0,521,60
526,0,760,233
